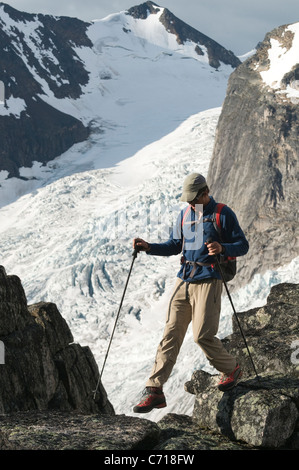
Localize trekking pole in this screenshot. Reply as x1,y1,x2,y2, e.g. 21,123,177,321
93,248,139,399
207,238,260,382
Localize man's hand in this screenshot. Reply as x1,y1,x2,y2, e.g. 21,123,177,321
205,240,223,256
133,238,150,253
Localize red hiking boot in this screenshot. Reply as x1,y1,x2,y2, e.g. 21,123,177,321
218,364,242,391
133,387,167,413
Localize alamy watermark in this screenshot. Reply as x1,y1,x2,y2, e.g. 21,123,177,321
97,201,204,249
0,81,4,105
0,341,4,364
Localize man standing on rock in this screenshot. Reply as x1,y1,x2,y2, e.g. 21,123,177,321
132,173,249,413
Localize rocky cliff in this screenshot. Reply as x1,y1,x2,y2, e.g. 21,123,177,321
207,22,299,289
0,265,113,414
0,265,298,450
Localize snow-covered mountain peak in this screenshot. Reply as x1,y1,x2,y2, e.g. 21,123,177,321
88,1,240,69
121,2,240,69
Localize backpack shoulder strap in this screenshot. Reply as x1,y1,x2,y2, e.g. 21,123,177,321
181,204,191,228
214,203,226,238
181,205,193,256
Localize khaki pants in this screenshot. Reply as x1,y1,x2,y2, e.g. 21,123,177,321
146,278,236,388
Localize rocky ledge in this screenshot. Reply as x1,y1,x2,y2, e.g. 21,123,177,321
0,265,298,450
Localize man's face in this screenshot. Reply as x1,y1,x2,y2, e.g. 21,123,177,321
189,190,206,210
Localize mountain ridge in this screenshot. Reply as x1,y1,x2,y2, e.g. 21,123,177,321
126,1,241,68
0,1,240,179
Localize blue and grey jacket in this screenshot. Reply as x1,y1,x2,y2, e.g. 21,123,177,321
147,197,249,283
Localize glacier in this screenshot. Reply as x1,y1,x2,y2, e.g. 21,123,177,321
0,107,298,421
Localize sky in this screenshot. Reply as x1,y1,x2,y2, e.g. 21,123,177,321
2,0,299,55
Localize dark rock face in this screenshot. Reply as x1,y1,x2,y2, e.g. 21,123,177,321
127,1,241,69
0,3,91,177
226,282,299,378
0,3,92,99
207,24,299,288
127,0,161,19
0,266,113,415
0,98,89,177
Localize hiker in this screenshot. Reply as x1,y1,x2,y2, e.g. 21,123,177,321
132,172,249,413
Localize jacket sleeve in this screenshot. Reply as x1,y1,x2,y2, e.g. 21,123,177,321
147,211,183,257
220,206,249,258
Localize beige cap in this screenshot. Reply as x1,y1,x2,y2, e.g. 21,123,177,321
180,173,207,202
